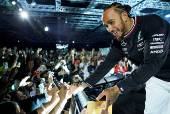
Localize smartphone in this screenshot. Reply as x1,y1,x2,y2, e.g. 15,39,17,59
11,84,17,91
3,62,8,69
53,79,61,90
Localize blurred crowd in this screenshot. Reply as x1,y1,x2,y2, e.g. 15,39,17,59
0,46,135,114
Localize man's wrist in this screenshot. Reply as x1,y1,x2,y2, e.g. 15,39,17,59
85,82,92,88
82,82,88,89
112,85,120,94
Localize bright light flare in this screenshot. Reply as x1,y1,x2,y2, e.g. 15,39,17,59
12,1,16,5
21,11,28,18
165,14,170,18
45,27,49,31
19,8,22,12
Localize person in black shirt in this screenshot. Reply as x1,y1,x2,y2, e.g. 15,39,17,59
78,2,170,114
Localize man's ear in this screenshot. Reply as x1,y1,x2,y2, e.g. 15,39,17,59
121,11,128,22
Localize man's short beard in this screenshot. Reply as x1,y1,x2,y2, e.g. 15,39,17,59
117,16,125,41
117,35,124,41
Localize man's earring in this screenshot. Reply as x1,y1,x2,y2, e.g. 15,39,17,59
125,19,127,22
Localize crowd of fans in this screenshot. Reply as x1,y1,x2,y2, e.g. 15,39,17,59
0,46,134,114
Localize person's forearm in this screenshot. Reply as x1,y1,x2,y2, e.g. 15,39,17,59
72,55,74,64
9,72,16,80
54,62,61,70
49,98,67,114
47,83,52,91
36,96,60,114
8,58,17,71
47,86,59,97
36,86,60,114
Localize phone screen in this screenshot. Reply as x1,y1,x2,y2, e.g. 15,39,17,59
3,62,8,69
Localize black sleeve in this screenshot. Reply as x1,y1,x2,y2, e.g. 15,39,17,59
117,27,170,94
85,46,124,87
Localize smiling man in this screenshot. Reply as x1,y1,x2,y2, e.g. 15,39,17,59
102,4,133,42
78,2,170,114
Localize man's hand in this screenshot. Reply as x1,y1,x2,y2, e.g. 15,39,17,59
96,85,120,114
67,83,79,97
58,83,67,100
74,82,88,94
19,76,30,87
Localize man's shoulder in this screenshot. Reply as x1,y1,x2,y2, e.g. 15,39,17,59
137,14,162,24
137,14,167,27
137,14,169,34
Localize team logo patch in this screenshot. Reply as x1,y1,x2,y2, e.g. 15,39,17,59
138,31,141,40
120,87,124,92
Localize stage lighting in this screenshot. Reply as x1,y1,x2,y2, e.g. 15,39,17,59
31,0,36,6
87,45,89,46
12,1,16,5
72,41,75,43
135,11,140,15
19,8,22,12
21,11,28,18
65,18,67,23
45,27,49,31
165,14,170,18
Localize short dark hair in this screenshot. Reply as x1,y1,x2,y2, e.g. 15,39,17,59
104,2,131,17
0,101,18,114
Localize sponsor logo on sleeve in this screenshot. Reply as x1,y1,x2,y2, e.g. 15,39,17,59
138,47,144,51
120,87,124,92
150,49,163,54
122,48,127,51
153,38,163,42
138,31,141,40
150,45,163,49
152,34,164,37
137,42,144,47
150,42,164,45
